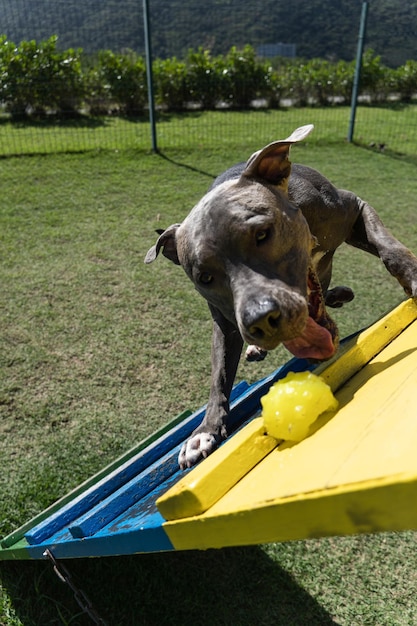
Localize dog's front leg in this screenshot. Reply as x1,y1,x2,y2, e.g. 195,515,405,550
178,307,243,469
348,199,417,298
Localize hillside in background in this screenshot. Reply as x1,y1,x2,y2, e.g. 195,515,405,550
1,0,417,66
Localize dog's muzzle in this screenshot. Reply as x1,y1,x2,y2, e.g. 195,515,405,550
239,268,338,361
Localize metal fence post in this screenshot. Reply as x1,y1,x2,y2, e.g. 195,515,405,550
143,0,158,152
347,1,369,142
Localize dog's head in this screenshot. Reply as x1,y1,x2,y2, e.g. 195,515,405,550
145,125,338,360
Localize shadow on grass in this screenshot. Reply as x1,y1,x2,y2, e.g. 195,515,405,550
158,151,218,181
0,113,152,129
357,141,417,167
0,546,336,625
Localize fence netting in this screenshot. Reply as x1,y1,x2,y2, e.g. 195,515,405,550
0,0,416,157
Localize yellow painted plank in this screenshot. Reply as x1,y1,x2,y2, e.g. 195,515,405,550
157,418,277,520
314,297,417,392
163,473,417,550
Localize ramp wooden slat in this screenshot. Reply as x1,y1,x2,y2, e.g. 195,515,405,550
161,301,417,550
68,444,182,539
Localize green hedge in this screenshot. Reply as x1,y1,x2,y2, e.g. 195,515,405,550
0,36,85,118
1,36,417,119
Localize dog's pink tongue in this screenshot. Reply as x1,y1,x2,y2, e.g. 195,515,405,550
283,316,336,360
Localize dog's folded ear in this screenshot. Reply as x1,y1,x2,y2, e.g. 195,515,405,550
144,223,181,265
243,124,314,189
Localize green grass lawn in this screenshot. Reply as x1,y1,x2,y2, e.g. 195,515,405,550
1,104,417,158
1,124,417,625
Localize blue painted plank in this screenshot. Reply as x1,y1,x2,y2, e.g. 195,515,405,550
24,416,200,545
0,510,176,560
33,476,184,558
68,374,283,539
97,468,185,536
26,511,175,560
21,477,183,559
24,380,250,546
69,444,182,538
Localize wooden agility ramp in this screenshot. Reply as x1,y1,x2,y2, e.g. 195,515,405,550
1,299,417,561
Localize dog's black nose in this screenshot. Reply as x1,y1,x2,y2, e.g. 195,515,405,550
249,311,281,340
244,301,281,340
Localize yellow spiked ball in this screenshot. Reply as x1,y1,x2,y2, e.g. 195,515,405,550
261,371,339,442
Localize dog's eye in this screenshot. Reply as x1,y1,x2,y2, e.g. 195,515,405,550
256,229,271,245
199,272,213,285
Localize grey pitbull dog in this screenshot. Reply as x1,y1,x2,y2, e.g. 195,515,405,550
145,124,417,469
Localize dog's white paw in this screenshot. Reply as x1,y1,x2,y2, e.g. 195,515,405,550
245,344,268,362
178,432,217,469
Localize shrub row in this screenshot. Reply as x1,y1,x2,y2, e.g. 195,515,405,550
1,36,417,119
